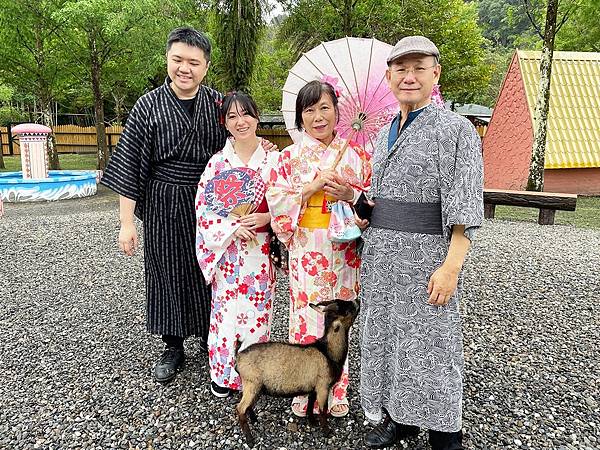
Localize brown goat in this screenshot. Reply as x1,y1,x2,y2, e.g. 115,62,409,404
234,298,359,447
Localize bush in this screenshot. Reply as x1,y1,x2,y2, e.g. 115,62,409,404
0,106,27,126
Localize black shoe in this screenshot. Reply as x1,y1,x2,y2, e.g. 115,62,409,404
154,347,185,383
429,429,464,450
210,381,231,398
365,413,420,448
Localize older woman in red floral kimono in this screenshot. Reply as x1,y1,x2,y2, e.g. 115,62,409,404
267,80,371,417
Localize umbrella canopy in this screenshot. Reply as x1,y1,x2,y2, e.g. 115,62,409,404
282,37,399,154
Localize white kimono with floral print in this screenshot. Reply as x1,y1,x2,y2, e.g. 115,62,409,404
195,139,279,390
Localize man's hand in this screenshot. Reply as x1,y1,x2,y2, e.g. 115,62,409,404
427,265,459,306
119,222,138,256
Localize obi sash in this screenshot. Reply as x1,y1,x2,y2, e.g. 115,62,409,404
298,191,333,229
370,198,443,235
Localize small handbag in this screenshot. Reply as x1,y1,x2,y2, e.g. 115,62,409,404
268,230,288,271
327,201,362,243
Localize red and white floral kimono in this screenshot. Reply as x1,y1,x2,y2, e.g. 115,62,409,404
266,132,371,411
195,139,279,391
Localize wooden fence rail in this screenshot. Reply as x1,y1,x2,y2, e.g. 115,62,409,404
1,125,124,156
1,123,486,156
1,125,295,156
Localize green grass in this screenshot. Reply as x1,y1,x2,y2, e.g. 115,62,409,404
0,154,97,172
494,196,600,229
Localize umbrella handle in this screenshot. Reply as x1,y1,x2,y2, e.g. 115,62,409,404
331,129,358,170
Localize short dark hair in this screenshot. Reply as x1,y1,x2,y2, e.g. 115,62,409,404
221,91,260,128
295,80,339,131
166,27,211,61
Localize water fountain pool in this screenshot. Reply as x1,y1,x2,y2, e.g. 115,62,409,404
0,123,99,203
0,170,98,202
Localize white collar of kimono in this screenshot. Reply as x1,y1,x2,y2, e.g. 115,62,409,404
300,130,344,150
223,138,267,171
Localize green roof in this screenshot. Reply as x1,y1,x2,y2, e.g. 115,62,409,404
518,50,600,169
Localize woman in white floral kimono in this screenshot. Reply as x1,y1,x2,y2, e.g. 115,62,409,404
266,80,371,417
195,92,279,398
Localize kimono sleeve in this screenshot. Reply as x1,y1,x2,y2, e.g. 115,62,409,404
348,143,372,202
265,148,303,246
100,97,152,202
195,156,240,283
441,119,484,241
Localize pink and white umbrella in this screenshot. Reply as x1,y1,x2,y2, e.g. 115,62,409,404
282,37,399,155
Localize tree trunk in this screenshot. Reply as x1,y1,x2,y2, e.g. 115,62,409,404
90,36,108,171
35,26,60,170
0,137,5,169
526,0,559,192
343,0,353,35
39,99,60,170
112,90,125,126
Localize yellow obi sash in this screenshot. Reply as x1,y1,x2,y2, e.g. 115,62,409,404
299,190,333,229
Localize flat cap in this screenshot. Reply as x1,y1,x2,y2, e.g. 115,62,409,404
387,36,440,63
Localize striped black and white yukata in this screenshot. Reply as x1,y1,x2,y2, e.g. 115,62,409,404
101,79,227,341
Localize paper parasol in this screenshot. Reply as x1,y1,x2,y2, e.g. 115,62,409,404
282,37,399,155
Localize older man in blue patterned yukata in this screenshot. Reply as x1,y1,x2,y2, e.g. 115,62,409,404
357,36,484,450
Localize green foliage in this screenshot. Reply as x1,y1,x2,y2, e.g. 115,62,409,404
249,27,295,113
471,45,513,107
0,106,27,126
0,0,70,109
477,0,538,47
211,0,264,92
556,0,600,52
278,0,491,104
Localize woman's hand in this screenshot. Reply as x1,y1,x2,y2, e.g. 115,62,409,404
261,138,279,152
239,212,271,230
302,175,327,204
234,226,257,242
119,222,138,256
321,170,354,202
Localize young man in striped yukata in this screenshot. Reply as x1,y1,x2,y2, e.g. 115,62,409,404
101,28,228,383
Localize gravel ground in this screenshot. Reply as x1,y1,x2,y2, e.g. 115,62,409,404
0,187,598,450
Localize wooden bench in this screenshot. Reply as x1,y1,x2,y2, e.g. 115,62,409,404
483,189,577,225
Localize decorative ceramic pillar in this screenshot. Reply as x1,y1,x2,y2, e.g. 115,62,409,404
12,123,52,179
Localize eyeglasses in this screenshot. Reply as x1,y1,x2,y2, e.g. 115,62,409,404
393,64,437,77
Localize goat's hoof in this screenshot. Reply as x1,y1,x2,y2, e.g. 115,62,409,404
244,435,255,447
321,425,332,437
307,415,318,426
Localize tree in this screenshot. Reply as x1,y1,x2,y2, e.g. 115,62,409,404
212,0,264,92
250,25,296,113
555,0,599,51
55,0,187,170
278,0,491,104
478,0,538,47
524,0,573,191
0,0,69,170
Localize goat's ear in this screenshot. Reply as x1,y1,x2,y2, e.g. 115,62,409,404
309,303,326,314
310,301,339,314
